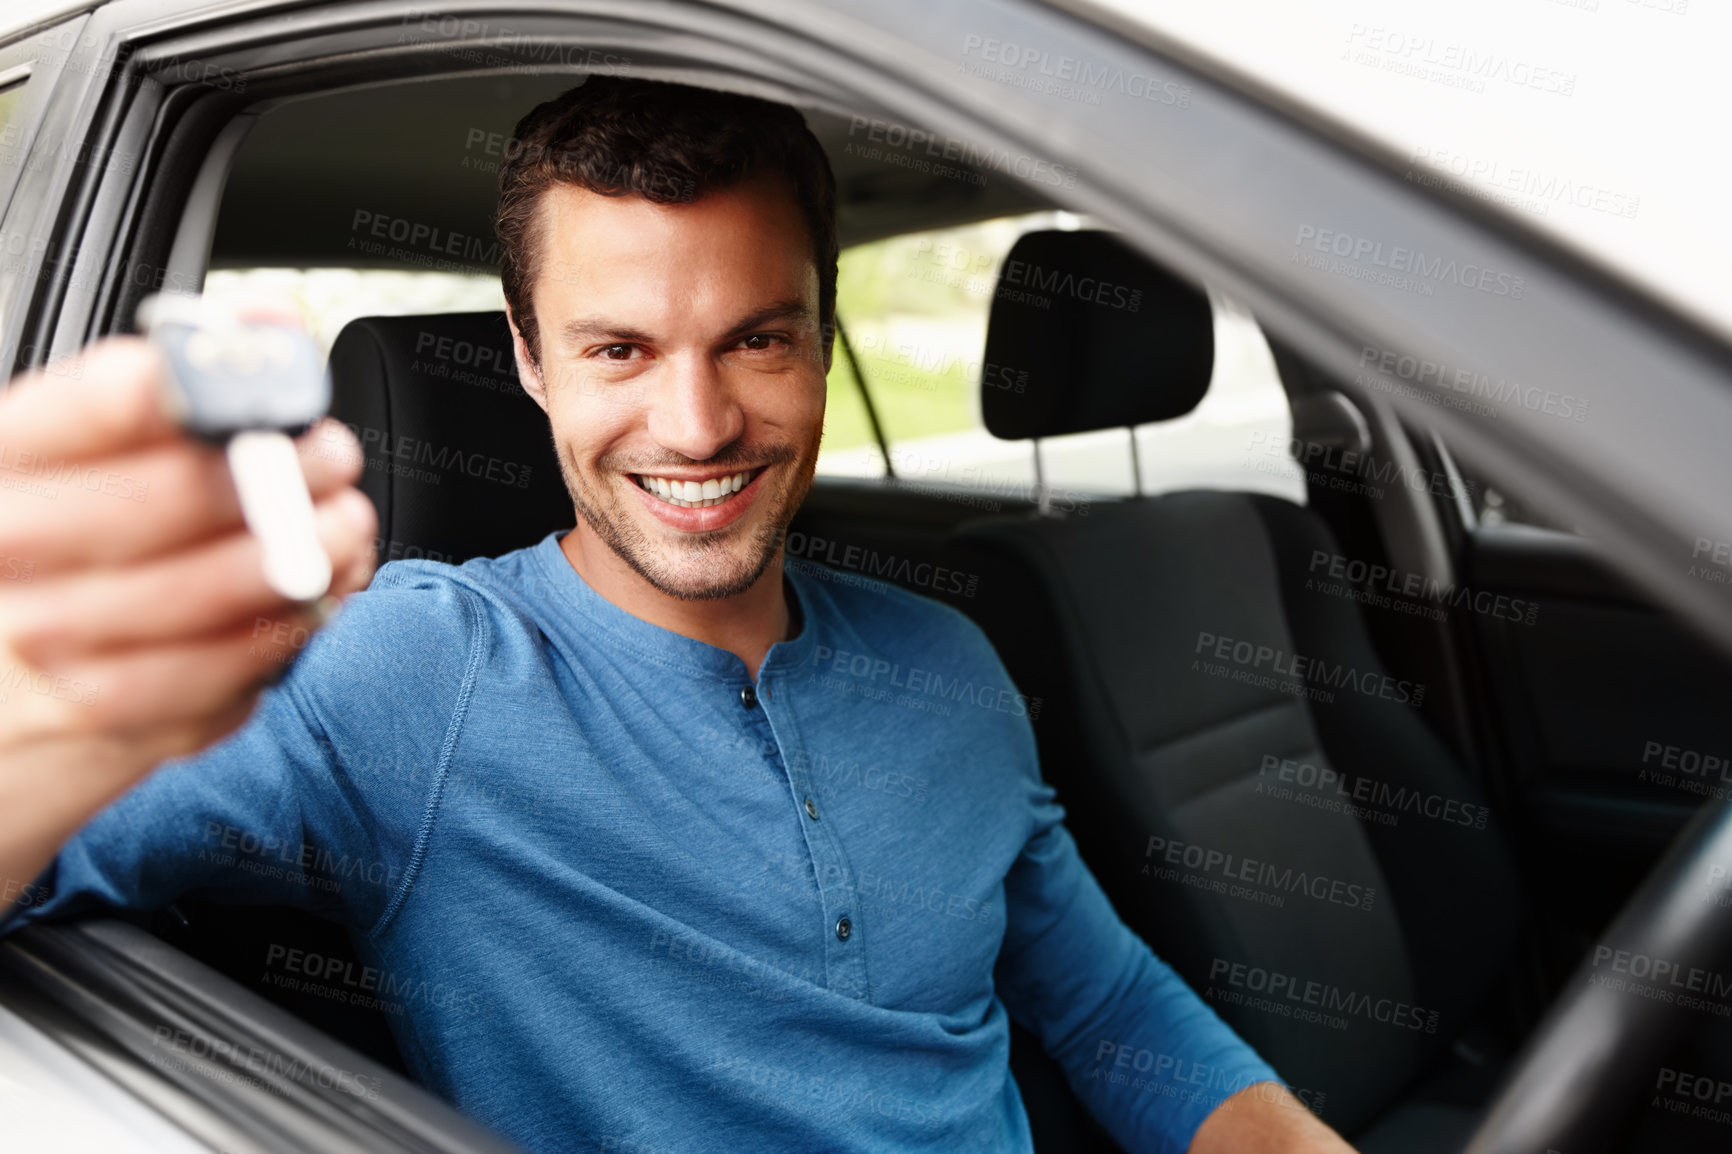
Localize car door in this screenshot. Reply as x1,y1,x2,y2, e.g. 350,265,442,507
7,0,1732,1150
1441,461,1732,960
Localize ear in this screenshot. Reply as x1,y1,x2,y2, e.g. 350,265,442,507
820,318,835,377
505,302,548,414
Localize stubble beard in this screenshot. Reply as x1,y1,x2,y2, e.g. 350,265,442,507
558,426,822,601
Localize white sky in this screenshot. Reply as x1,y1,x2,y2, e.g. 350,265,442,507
1095,0,1731,338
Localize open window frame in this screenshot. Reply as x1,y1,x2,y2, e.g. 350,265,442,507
3,1,1732,1151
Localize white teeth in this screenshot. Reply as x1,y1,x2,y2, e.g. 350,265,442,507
636,469,758,508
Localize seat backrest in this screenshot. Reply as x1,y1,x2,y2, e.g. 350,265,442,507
327,311,572,569
950,231,1521,1134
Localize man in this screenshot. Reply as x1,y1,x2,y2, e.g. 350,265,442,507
1,77,1355,1153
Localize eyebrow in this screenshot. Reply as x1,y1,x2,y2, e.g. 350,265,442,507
558,298,813,349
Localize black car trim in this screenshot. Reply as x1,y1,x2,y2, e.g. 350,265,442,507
0,918,523,1153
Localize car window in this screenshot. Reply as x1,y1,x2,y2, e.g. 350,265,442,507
1439,441,1587,535
819,215,1305,507
0,76,25,137
1473,483,1583,534
200,268,506,358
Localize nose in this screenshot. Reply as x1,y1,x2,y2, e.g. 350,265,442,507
645,353,745,462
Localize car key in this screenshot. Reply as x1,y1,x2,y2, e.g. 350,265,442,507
136,293,334,603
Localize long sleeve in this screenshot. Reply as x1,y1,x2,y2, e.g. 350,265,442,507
995,783,1284,1154
0,566,484,941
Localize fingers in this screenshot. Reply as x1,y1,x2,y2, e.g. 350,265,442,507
0,324,379,858
0,418,365,578
0,338,182,463
2,598,339,744
3,486,377,667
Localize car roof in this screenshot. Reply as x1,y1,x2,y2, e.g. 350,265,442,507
208,73,1054,271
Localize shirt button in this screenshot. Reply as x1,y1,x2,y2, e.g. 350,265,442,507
835,916,852,942
804,798,819,821
741,685,758,709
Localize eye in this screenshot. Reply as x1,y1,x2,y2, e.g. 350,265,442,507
598,343,636,361
740,333,785,351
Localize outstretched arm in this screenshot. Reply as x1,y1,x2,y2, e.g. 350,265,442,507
996,796,1358,1153
1189,1082,1357,1153
0,335,376,903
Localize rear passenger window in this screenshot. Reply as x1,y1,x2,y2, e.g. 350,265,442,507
0,76,26,137
201,269,505,359
820,215,1304,507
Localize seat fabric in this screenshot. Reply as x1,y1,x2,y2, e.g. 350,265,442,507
949,227,1522,1143
951,494,1520,1134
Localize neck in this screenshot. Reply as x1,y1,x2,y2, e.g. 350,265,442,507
559,523,791,680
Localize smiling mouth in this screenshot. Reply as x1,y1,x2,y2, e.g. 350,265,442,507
632,467,766,508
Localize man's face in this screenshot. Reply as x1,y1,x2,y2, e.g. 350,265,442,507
508,175,830,601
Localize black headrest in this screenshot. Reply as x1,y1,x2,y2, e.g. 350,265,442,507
981,231,1214,440
327,312,572,569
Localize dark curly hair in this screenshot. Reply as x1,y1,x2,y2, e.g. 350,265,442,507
495,75,838,367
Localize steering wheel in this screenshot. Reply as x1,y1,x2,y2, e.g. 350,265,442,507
1463,796,1732,1153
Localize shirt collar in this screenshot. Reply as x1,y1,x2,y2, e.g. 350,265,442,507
528,530,820,684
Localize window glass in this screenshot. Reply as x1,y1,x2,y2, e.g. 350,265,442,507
208,236,1304,516
819,215,1304,508
201,269,505,358
817,213,1062,480
1458,471,1585,536
0,78,25,140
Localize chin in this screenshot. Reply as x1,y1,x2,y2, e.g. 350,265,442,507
568,478,791,602
627,535,781,601
559,429,821,602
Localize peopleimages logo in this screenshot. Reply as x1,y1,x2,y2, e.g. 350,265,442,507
1257,754,1489,830
1408,146,1641,221
1246,430,1470,501
1144,834,1377,911
959,35,1193,107
1307,549,1538,626
1655,1067,1732,1130
324,420,534,489
998,257,1143,312
1194,630,1426,707
1343,24,1577,97
1207,958,1441,1033
1642,740,1732,788
811,645,1042,720
413,330,515,381
349,209,500,269
0,441,151,501
0,661,99,707
784,531,979,599
1358,344,1589,423
264,943,483,1015
844,116,1075,189
201,821,403,894
1089,1041,1327,1116
1294,225,1526,298
1588,945,1732,1016
150,1024,380,1101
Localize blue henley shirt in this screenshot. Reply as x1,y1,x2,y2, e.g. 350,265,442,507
8,530,1280,1153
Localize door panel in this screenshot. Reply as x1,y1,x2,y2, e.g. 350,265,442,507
1465,523,1732,960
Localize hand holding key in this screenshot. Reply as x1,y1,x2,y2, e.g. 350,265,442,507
0,316,376,901
138,293,337,603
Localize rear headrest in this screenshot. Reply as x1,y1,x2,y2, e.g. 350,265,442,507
981,230,1214,440
327,312,572,569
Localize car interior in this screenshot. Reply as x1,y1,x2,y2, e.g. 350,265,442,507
15,50,1732,1154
